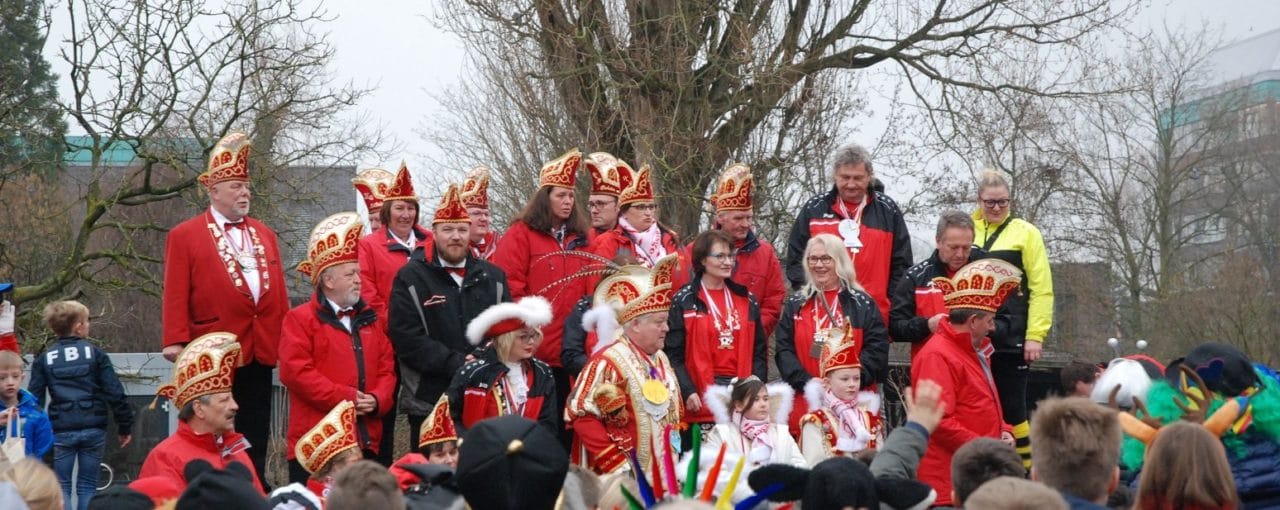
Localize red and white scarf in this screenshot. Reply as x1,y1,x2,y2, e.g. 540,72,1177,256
619,217,667,266
824,390,872,451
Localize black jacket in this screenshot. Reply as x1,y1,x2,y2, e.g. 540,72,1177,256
29,336,134,433
783,188,912,291
560,295,593,376
888,248,1021,351
388,248,510,409
664,278,769,399
445,348,560,438
774,288,889,391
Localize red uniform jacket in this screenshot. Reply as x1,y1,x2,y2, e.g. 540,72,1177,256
358,226,434,321
161,210,289,366
489,220,591,367
446,350,560,438
686,229,787,336
589,225,690,290
910,320,1009,507
279,295,397,457
139,420,264,494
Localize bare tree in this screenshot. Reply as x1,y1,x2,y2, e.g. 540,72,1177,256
1,0,389,344
426,0,1131,239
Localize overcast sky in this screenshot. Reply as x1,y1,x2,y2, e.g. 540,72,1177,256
39,1,1280,195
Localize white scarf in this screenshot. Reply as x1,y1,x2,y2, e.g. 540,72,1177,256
619,217,667,266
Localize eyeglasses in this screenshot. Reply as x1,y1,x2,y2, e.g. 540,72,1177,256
516,332,540,343
587,200,615,210
982,199,1010,208
706,252,737,262
631,203,658,212
806,255,835,265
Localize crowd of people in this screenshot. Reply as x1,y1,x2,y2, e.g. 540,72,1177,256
0,131,1273,510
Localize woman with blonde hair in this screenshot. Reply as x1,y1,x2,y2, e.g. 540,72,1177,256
774,234,889,433
447,296,560,437
1136,422,1238,510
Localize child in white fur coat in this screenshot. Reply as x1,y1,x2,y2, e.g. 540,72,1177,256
679,376,806,504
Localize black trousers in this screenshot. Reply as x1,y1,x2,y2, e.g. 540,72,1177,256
232,361,273,491
551,366,573,450
990,351,1029,425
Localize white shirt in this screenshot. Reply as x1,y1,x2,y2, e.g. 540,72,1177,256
441,259,466,287
503,361,528,408
326,298,354,332
389,229,417,254
211,207,261,302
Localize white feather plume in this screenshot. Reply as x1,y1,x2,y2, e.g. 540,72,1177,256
704,385,733,424
767,382,794,425
804,378,825,414
581,303,621,355
464,295,553,345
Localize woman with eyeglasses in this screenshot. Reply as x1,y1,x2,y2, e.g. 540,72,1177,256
589,165,688,285
972,169,1053,470
446,297,561,438
665,230,768,429
774,234,889,434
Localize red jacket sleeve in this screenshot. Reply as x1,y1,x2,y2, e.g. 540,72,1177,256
570,414,629,473
490,224,529,298
759,244,787,336
278,311,359,410
911,353,979,453
161,227,192,348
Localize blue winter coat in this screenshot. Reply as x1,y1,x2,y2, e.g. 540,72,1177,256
0,389,54,458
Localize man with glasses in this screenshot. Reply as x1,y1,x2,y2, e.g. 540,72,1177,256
701,163,787,336
784,143,912,326
584,152,630,235
972,170,1054,471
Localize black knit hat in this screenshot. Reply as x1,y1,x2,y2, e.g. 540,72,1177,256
749,458,936,510
455,416,568,510
176,460,268,510
87,486,154,510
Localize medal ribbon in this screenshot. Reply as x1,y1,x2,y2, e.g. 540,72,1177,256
701,285,738,337
812,289,845,330
835,195,868,224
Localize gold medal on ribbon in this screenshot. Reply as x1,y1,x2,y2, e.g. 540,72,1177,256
641,379,669,405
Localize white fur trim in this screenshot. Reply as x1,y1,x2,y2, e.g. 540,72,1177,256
1091,358,1152,408
858,390,881,415
465,296,553,345
704,385,733,424
804,378,825,413
767,383,795,425
582,303,621,355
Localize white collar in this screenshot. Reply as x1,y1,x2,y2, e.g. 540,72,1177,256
209,206,244,229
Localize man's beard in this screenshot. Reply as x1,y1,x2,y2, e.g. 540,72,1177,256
440,243,468,264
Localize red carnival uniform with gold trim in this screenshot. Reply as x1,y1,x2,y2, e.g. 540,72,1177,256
461,167,503,260
797,326,882,465
589,164,690,289
160,133,287,486
357,162,434,320
352,167,395,232
566,255,684,475
282,213,397,472
911,259,1021,507
295,401,361,506
704,164,787,336
140,333,264,494
446,297,559,437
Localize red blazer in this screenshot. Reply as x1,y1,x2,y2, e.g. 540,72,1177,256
279,295,397,457
161,211,289,366
139,420,264,494
910,320,1009,506
358,226,434,321
489,220,591,367
590,226,690,290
